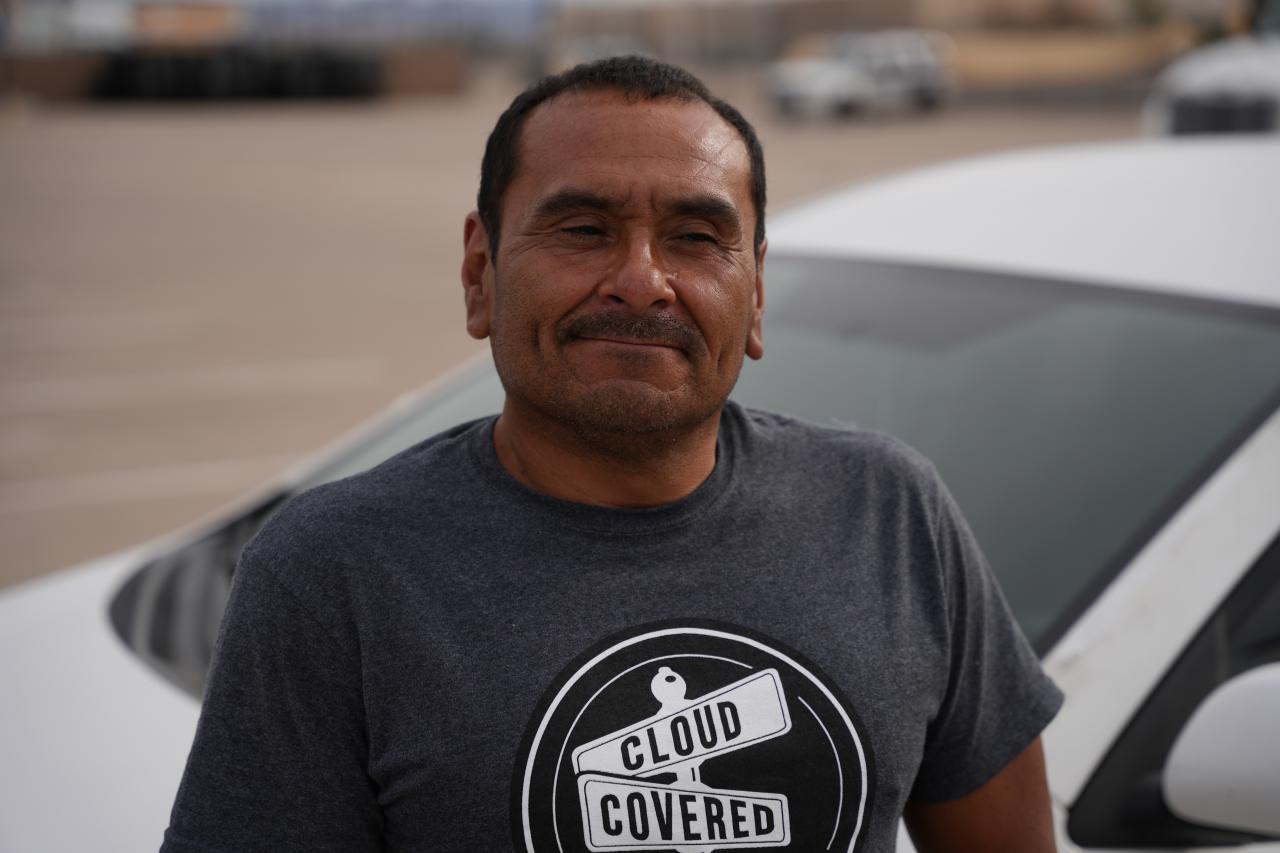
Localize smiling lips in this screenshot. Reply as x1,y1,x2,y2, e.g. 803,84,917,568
577,335,681,351
559,313,700,355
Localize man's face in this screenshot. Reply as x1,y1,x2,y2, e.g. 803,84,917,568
462,90,765,439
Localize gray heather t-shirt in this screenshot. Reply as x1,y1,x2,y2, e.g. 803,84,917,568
162,402,1061,853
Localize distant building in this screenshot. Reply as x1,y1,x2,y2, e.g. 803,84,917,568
552,0,1256,60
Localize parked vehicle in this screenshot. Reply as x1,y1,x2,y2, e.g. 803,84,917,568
2,138,1278,852
767,30,953,118
1142,35,1280,135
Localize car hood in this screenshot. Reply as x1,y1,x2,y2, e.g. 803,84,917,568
769,138,1280,309
0,551,199,853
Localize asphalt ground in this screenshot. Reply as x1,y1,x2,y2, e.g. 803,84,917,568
0,66,1142,589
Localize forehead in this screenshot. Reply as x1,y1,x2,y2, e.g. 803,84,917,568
509,90,752,214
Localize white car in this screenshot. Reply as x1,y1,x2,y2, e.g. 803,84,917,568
1142,36,1280,135
767,30,953,118
2,138,1279,852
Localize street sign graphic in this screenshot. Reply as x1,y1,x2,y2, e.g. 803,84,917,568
514,622,872,853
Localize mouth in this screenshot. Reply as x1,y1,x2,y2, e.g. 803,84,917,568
573,334,684,351
559,314,698,356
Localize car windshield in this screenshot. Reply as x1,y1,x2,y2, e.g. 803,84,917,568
834,36,879,67
739,256,1280,650
111,255,1280,697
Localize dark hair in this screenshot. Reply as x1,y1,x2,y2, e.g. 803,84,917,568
477,55,766,258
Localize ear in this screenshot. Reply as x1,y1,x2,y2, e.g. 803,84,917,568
461,212,494,340
745,238,766,361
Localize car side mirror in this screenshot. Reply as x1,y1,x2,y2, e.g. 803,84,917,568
1163,663,1280,836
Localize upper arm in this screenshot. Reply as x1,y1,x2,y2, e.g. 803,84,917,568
904,737,1057,853
908,464,1063,803
162,550,382,852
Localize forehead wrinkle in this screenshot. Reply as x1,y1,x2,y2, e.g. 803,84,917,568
514,94,753,227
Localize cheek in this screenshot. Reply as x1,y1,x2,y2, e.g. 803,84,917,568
491,268,582,351
687,282,755,354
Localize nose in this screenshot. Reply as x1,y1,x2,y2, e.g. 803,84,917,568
597,231,676,312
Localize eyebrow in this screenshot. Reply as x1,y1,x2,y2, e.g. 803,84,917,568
531,189,618,220
669,194,743,234
531,188,743,234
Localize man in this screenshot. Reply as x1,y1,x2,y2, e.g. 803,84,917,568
163,57,1061,853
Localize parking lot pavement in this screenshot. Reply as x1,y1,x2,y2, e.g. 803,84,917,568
0,67,1141,588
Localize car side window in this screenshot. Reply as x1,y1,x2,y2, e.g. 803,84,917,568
108,495,287,696
1068,533,1280,846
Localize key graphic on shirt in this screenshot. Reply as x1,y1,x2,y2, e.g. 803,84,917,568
573,667,792,851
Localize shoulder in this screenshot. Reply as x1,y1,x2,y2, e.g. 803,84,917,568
725,403,957,554
240,416,491,582
730,403,942,494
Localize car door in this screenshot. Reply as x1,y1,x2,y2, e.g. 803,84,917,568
1044,406,1280,850
1060,531,1280,850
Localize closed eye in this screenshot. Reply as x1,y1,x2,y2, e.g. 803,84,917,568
562,225,605,237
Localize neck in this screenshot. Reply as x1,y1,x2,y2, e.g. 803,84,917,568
492,402,722,508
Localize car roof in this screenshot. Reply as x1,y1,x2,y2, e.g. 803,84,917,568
768,138,1280,309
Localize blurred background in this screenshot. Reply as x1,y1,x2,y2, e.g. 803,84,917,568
0,0,1273,588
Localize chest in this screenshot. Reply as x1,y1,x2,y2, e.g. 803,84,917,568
353,532,948,852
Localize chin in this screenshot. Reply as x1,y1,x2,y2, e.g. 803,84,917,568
546,383,726,440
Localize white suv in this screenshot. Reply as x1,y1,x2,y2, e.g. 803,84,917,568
767,29,953,118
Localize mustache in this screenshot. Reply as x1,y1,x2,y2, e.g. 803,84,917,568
558,313,702,354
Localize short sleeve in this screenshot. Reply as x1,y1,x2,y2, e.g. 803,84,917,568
908,473,1064,803
161,539,383,853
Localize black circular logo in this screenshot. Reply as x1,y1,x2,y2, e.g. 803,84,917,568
513,621,873,852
